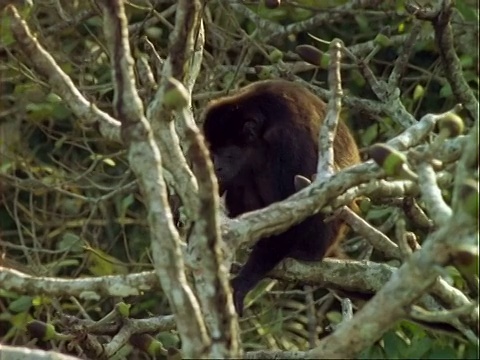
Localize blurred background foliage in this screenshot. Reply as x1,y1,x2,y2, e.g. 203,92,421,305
0,0,478,358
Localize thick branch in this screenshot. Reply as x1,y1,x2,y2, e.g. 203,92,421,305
99,0,208,356
308,215,474,358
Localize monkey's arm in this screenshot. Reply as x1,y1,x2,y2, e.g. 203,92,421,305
231,125,320,315
231,234,294,317
232,215,333,316
261,125,317,201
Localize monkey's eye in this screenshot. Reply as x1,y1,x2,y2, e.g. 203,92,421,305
243,118,261,143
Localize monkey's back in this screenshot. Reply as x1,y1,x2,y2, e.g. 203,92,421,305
206,79,360,169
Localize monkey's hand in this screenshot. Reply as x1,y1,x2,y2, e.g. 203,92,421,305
230,277,247,317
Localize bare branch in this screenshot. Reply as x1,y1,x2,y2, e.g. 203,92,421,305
307,215,475,358
431,0,479,122
98,0,208,356
5,5,121,142
316,39,344,181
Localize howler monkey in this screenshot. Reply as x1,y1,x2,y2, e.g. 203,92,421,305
202,80,360,316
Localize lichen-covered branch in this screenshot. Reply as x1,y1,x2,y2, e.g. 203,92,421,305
0,266,158,298
98,0,208,356
431,0,479,123
0,346,81,360
317,39,344,181
145,0,205,220
5,6,121,143
307,214,476,358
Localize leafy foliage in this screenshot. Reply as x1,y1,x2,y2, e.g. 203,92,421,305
0,0,478,358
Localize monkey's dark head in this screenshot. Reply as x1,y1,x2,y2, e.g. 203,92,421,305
201,80,323,196
202,96,269,192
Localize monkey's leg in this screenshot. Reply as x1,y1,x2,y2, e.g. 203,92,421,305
290,219,351,262
288,216,335,261
231,236,293,316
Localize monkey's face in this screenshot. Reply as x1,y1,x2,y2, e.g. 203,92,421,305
211,145,251,191
202,106,266,194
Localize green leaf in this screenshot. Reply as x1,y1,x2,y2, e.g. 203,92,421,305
0,289,20,300
51,103,71,121
360,124,379,147
366,206,394,222
354,14,370,33
413,84,425,101
427,344,458,359
57,232,83,253
359,344,385,359
463,342,480,359
0,15,15,47
440,83,453,98
8,296,33,313
25,103,55,121
10,312,33,330
103,158,116,167
459,55,474,68
407,335,433,358
455,0,479,22
383,330,408,358
32,295,51,307
120,194,136,218
325,311,342,325
351,69,366,88
87,247,128,276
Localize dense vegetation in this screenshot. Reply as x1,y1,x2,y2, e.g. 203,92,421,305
0,0,478,359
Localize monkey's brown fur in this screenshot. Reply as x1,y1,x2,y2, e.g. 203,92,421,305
202,80,360,316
